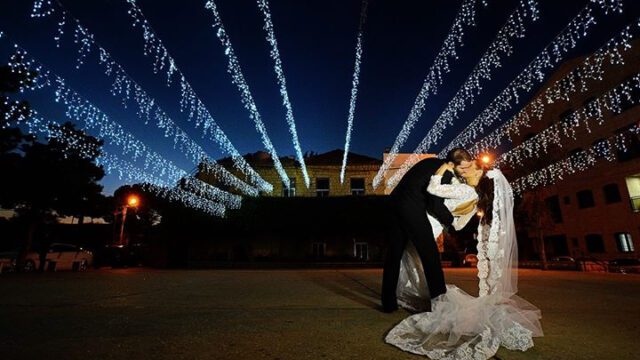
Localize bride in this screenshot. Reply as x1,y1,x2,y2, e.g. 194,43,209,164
387,159,543,360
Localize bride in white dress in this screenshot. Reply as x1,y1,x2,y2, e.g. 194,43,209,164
388,162,543,360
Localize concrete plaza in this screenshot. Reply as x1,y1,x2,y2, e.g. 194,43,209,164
0,268,638,359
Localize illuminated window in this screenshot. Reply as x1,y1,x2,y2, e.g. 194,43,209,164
616,233,635,253
283,177,296,197
315,178,330,197
625,175,640,212
350,178,365,196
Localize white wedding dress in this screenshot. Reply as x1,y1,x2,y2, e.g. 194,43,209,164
396,173,478,313
388,169,543,360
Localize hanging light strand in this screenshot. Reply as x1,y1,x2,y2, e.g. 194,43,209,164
28,0,264,196
470,19,636,156
498,73,640,168
18,109,227,216
256,0,310,188
387,0,623,189
442,1,627,157
124,0,273,192
511,123,640,194
372,0,489,189
5,44,242,210
339,0,369,185
204,0,291,189
384,0,541,189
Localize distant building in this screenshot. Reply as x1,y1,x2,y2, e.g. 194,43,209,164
196,148,437,197
510,41,640,262
193,149,446,264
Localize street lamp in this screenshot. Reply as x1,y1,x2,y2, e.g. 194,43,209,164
117,194,140,246
480,154,492,165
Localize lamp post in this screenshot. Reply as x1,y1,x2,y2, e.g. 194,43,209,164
117,195,140,246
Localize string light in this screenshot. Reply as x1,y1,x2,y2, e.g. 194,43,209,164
17,109,227,216
470,20,636,156
498,73,640,167
28,1,264,196
256,0,310,188
339,0,369,185
5,44,243,211
387,0,622,189
511,123,640,194
97,153,226,216
204,0,291,189
443,3,628,157
32,0,273,193
384,0,540,189
372,0,489,189
124,0,273,192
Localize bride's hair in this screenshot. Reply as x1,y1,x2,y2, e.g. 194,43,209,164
475,161,494,225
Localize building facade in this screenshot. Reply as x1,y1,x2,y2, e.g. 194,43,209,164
197,149,388,197
509,41,640,262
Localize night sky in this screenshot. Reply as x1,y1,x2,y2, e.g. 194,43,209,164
1,0,639,195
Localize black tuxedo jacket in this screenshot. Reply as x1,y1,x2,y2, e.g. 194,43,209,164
389,157,454,229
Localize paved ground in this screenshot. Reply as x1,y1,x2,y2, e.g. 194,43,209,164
0,268,638,359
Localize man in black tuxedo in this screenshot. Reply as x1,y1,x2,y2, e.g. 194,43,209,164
381,155,468,313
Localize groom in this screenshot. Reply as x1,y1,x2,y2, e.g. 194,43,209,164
381,149,474,313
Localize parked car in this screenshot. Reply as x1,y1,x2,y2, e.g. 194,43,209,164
23,243,93,272
462,254,478,267
0,251,18,273
608,258,640,274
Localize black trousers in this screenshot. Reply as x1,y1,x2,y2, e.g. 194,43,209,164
381,200,446,308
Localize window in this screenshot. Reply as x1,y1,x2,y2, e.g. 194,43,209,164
626,176,640,212
283,177,296,197
577,190,595,209
603,184,621,204
354,242,369,260
616,233,635,253
616,124,640,162
315,178,330,197
312,242,326,258
585,234,605,253
350,178,365,196
545,196,563,223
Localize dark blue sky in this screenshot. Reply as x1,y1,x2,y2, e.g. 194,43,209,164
1,0,638,194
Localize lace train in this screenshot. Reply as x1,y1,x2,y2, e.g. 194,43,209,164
385,285,543,360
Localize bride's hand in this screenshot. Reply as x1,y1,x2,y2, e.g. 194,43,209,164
436,163,454,176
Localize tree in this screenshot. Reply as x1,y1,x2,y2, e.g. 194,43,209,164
2,122,107,267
